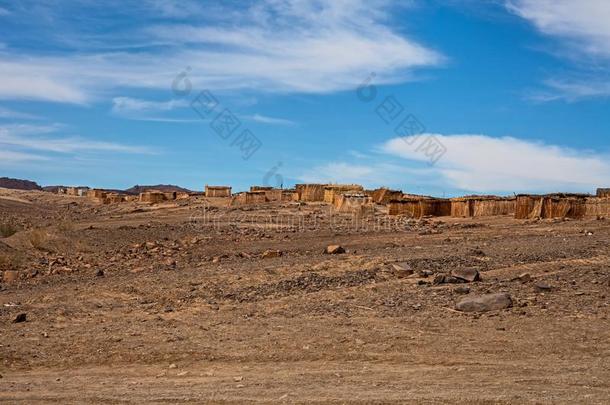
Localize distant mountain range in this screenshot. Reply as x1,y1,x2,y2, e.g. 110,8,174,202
1,177,193,195
0,177,42,191
123,185,193,195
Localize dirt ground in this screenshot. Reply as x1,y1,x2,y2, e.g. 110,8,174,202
0,188,609,403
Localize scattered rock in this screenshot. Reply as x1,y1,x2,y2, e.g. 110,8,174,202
95,269,104,277
390,262,413,277
433,274,463,284
454,285,470,294
13,313,27,323
212,256,222,263
261,250,282,259
2,270,20,283
163,258,177,268
234,376,243,382
455,293,513,312
325,245,345,255
534,282,552,292
451,268,480,282
511,273,531,283
418,270,433,278
168,363,177,369
130,266,147,274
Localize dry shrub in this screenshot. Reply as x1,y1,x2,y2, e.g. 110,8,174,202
28,229,50,251
0,251,24,270
56,220,75,233
0,223,18,238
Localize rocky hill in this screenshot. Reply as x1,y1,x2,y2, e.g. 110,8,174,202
0,177,42,191
124,184,193,195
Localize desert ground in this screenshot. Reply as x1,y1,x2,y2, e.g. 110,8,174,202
0,187,609,404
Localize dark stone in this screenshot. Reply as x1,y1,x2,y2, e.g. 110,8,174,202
13,313,27,323
455,293,513,312
534,282,552,292
451,268,481,282
454,285,470,294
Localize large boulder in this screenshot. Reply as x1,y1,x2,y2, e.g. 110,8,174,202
455,293,513,312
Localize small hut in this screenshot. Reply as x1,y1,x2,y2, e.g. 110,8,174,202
585,197,610,217
205,185,232,198
596,188,610,198
296,184,326,202
104,193,126,204
451,196,516,217
250,186,273,192
87,189,107,199
515,194,587,219
263,189,283,202
281,190,299,202
230,191,267,206
419,198,451,217
388,198,450,218
388,199,420,217
139,191,166,204
371,188,403,205
64,187,89,197
333,193,374,214
323,184,364,204
163,191,177,201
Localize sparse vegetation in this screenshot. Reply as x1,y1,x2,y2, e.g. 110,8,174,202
56,220,75,233
28,228,49,251
0,223,18,238
0,251,24,270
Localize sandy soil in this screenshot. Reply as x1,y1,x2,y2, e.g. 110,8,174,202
0,188,609,403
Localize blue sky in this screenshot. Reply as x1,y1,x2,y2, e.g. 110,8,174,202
1,0,610,196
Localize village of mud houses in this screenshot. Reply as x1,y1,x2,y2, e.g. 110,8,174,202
1,1,610,403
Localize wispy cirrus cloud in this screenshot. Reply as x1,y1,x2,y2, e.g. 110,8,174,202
0,0,443,104
243,114,296,126
0,106,40,120
111,97,188,114
0,123,156,155
507,0,610,59
0,150,48,162
110,96,199,123
507,0,610,101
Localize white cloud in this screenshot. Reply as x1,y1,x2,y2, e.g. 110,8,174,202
0,124,155,155
243,114,295,126
0,106,40,120
527,77,610,102
381,134,610,193
0,7,10,16
0,1,443,103
508,1,610,101
110,97,200,123
0,150,48,162
507,0,610,58
111,97,187,114
299,161,422,189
